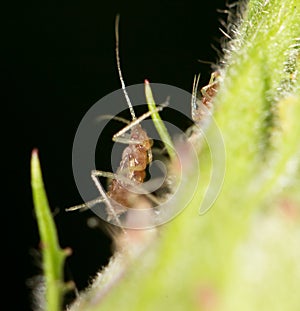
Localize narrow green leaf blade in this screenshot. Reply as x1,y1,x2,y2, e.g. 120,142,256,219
31,149,68,311
145,80,176,159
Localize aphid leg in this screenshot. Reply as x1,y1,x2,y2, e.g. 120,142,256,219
90,170,125,229
92,170,162,205
65,197,104,212
112,105,165,143
90,171,119,218
96,114,131,125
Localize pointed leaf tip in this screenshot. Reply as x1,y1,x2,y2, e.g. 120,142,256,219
31,148,39,160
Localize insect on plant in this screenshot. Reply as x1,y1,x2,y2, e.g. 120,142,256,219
191,71,220,125
188,71,220,146
66,16,166,227
67,14,221,229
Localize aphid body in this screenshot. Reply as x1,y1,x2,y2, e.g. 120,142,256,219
191,71,220,124
187,71,220,148
105,122,153,217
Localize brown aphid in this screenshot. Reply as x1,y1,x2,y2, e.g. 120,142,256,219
100,15,163,218
186,70,220,151
191,71,220,124
103,121,154,219
67,15,161,227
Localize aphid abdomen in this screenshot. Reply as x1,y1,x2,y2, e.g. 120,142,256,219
106,172,145,218
132,168,146,183
108,180,129,206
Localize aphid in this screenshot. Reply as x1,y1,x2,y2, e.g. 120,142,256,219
67,16,162,225
191,71,220,124
67,15,220,227
187,71,220,147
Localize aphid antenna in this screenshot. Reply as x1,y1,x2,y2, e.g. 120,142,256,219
115,14,136,121
191,73,201,118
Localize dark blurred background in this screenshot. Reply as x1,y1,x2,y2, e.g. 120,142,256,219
3,0,233,310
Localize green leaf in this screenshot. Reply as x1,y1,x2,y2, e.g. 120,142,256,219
31,149,70,311
145,80,176,160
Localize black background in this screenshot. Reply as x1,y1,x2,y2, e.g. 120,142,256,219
3,0,233,310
